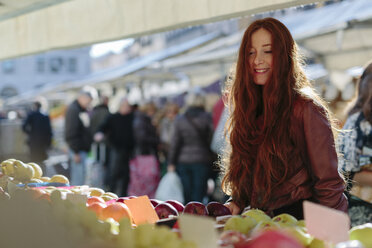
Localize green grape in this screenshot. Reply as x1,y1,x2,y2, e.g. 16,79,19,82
179,240,198,248
117,218,135,248
50,189,63,204
104,217,120,235
135,224,155,248
80,208,99,229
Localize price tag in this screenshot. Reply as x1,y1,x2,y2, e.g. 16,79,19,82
66,193,88,204
179,214,218,248
303,201,349,244
124,195,159,225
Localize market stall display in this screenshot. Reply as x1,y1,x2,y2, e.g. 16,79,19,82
1,158,371,248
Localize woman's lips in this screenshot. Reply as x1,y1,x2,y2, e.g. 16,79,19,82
254,68,269,73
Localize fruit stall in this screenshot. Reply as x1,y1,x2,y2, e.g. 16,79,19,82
0,158,371,248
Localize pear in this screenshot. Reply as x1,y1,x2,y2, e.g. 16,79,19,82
224,215,257,234
1,160,15,176
242,208,271,223
49,174,69,184
28,162,43,178
349,223,372,248
284,226,313,247
13,160,34,183
272,213,298,226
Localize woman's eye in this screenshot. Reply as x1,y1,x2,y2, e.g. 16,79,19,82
248,51,255,56
264,50,272,54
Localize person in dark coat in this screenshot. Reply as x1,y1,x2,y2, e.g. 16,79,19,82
22,101,52,172
168,90,214,203
90,96,110,137
95,98,134,196
133,103,160,156
65,91,93,185
90,95,111,187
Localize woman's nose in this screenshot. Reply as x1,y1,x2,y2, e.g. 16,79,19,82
254,53,263,65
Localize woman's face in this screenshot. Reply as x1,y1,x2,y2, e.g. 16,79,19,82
248,28,273,85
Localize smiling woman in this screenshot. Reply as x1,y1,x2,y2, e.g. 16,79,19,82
221,17,348,219
248,28,273,86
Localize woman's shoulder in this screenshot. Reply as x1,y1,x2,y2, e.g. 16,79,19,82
293,96,318,115
291,96,332,128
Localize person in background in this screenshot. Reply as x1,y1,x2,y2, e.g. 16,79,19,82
338,61,372,190
221,17,347,218
64,90,93,185
133,102,160,157
22,101,52,172
168,90,214,203
158,102,179,175
90,95,111,188
94,98,135,196
90,95,110,139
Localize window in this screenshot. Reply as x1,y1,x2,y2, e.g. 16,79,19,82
36,57,45,73
50,57,63,73
68,57,77,73
2,60,15,74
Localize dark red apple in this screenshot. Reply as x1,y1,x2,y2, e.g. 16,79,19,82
183,201,208,216
207,201,232,217
234,230,303,248
150,199,163,208
116,197,130,203
165,200,185,213
155,202,179,219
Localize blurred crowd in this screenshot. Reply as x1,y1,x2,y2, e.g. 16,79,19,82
9,88,226,204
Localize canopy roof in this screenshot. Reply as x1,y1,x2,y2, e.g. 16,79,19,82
280,0,372,71
1,0,323,61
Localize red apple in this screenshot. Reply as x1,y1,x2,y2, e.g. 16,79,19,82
116,197,130,203
183,201,208,216
165,200,185,213
150,199,163,208
235,230,303,248
155,202,179,219
207,201,232,217
173,220,179,229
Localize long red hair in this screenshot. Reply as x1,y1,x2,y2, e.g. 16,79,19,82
221,18,326,210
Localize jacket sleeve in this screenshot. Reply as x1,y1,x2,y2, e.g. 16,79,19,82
46,115,53,147
168,117,182,165
303,102,348,212
22,114,32,134
64,106,81,153
98,114,111,134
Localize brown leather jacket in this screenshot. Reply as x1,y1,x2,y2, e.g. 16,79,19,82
231,98,348,216
267,98,348,213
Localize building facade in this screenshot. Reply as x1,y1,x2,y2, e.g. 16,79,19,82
0,47,91,98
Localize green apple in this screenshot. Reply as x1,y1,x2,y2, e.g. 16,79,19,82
272,213,297,226
251,220,279,236
308,238,327,248
284,226,313,247
296,220,306,228
224,215,257,234
241,209,271,223
349,223,372,248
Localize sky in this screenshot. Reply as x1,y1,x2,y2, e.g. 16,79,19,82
90,38,134,58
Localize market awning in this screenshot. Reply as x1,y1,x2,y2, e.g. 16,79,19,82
0,0,70,21
1,0,325,61
152,0,372,72
4,31,220,106
279,0,372,71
